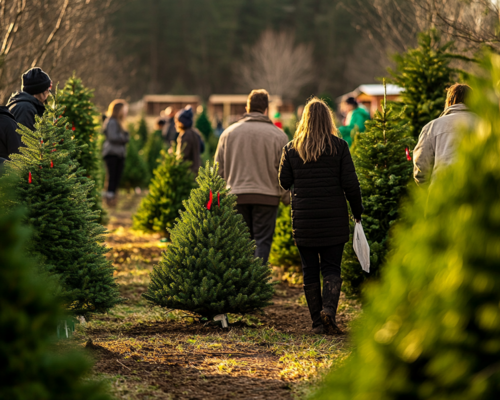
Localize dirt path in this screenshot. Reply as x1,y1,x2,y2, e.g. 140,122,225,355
74,192,360,400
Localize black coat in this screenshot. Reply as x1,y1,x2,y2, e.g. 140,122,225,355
0,106,22,161
6,91,45,131
279,137,363,247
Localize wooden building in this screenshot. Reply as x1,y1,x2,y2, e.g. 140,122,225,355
143,94,201,116
208,94,294,127
337,84,403,117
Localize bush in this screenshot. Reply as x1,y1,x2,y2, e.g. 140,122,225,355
144,162,274,318
314,54,500,400
341,85,415,296
0,180,111,400
133,150,195,236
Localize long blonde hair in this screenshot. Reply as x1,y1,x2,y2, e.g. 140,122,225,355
107,99,128,128
292,97,338,163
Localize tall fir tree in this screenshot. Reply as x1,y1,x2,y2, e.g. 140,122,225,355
58,75,106,223
389,30,455,138
0,185,111,400
6,95,120,316
143,128,165,177
133,150,196,236
144,163,274,318
341,83,415,296
314,54,500,400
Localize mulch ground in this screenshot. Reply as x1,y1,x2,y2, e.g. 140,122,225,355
74,191,359,400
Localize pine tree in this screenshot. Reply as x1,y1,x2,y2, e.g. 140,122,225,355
0,185,111,400
195,107,213,141
58,75,106,223
143,129,165,177
314,55,500,400
137,117,149,148
133,150,196,236
270,204,301,269
144,162,274,318
6,95,120,316
120,133,150,190
389,29,455,138
341,83,415,296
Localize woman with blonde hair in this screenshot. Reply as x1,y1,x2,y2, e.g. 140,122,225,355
102,99,129,205
279,98,363,335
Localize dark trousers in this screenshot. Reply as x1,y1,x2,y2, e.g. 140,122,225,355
104,155,125,194
236,204,279,264
297,243,345,285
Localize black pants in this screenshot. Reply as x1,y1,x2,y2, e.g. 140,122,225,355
297,243,345,285
236,204,279,264
104,155,125,194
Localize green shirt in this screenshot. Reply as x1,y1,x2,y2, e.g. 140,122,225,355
338,107,370,146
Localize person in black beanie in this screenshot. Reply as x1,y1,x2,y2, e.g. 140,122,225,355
7,67,52,131
175,105,204,176
0,106,21,164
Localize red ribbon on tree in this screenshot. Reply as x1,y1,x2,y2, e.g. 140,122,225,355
207,190,213,210
217,192,220,207
72,124,76,131
406,147,412,161
39,165,42,170
28,172,32,184
50,160,54,168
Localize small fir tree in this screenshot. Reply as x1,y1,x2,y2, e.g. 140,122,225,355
389,30,455,138
133,149,196,236
143,128,166,177
144,163,274,318
341,83,415,296
0,190,111,400
120,133,150,190
270,204,301,269
58,75,106,223
137,117,149,148
314,55,500,400
6,95,120,316
195,107,213,141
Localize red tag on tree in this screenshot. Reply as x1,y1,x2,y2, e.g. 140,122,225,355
39,165,42,170
217,192,220,207
207,190,213,210
72,124,76,131
50,160,54,168
406,147,412,161
28,172,32,184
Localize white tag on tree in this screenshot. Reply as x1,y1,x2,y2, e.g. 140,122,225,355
214,314,228,328
353,222,370,273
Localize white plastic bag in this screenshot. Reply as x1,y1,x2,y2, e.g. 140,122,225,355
353,222,370,273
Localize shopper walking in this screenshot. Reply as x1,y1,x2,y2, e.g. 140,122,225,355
102,99,129,205
7,67,52,131
175,105,204,176
215,89,289,264
279,98,363,335
414,83,476,185
338,97,370,147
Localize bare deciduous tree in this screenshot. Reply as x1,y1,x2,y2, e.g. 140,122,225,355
237,30,314,99
0,0,123,106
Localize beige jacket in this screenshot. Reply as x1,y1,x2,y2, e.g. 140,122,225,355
413,104,476,185
215,113,289,200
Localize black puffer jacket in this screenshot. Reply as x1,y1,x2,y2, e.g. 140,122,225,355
6,91,46,131
0,106,22,161
279,137,363,247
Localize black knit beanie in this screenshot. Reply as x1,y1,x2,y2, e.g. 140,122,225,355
176,105,194,129
22,67,52,95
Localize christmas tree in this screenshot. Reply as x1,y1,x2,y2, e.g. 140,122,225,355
389,29,455,138
144,162,274,318
195,107,213,141
137,116,149,148
120,133,150,190
6,94,120,316
269,204,301,270
341,83,415,296
143,128,165,177
0,184,111,400
314,55,500,400
58,75,106,223
133,149,196,236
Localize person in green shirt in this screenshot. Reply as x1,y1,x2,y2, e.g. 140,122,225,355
338,97,370,146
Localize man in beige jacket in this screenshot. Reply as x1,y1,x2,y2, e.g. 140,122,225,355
215,89,289,264
414,83,476,185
